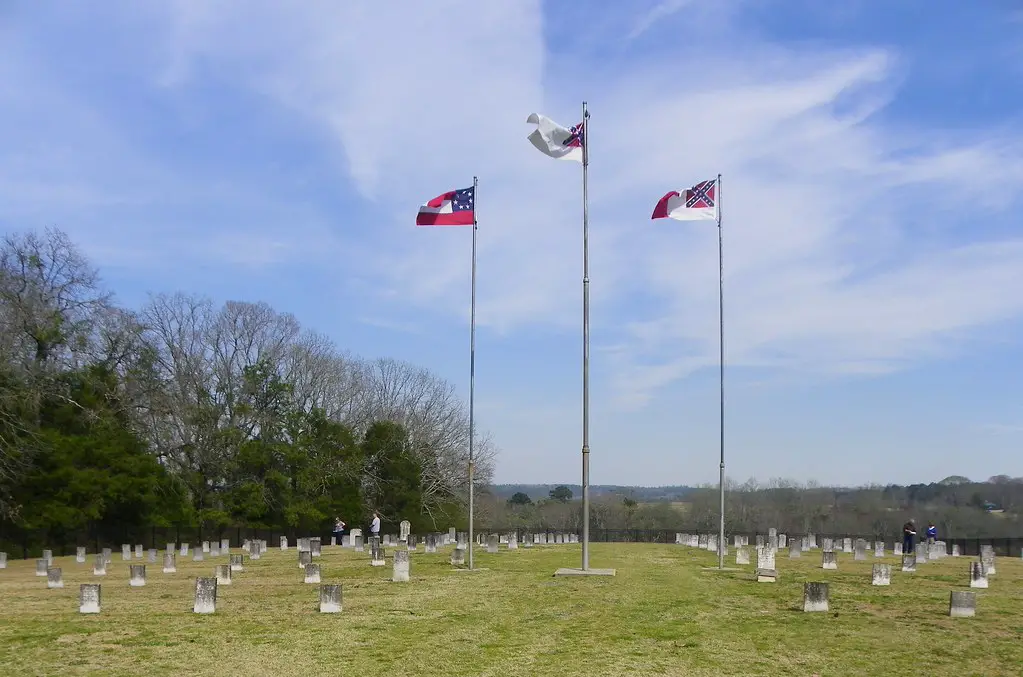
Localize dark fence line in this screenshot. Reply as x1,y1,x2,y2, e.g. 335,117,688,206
3,526,1022,559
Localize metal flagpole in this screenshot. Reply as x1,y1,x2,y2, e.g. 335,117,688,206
716,172,725,570
468,176,478,571
581,102,591,571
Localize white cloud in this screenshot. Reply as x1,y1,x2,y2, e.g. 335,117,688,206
4,1,1023,415
626,0,695,41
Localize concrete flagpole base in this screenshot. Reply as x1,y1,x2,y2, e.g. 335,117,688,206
553,567,616,577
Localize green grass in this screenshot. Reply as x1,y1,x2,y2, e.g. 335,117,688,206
1,543,1021,676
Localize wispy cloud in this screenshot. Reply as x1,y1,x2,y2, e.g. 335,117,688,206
3,1,1022,418
626,0,695,40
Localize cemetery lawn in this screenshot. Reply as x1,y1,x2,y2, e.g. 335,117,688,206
1,544,1021,677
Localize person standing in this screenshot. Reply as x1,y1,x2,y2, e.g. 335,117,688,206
903,519,917,554
926,522,937,545
333,517,346,546
370,512,381,539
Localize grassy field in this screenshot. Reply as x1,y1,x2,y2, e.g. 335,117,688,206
1,542,1021,676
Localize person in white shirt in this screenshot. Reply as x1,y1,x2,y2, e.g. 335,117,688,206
332,517,346,545
370,512,381,537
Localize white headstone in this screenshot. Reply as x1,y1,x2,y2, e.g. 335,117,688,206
35,558,48,576
216,564,232,585
193,577,217,614
392,549,410,582
969,562,988,589
319,584,342,613
802,582,829,612
94,553,107,576
76,547,86,563
949,590,976,618
79,583,101,613
47,567,64,589
230,554,243,572
163,553,176,574
304,563,321,584
130,564,146,587
871,563,890,586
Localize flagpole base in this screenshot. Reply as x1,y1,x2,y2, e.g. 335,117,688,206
553,567,616,577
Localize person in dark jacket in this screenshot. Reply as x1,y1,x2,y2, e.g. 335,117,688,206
926,522,937,545
903,519,917,554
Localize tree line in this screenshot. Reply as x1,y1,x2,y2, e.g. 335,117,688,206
0,228,493,547
479,476,1023,539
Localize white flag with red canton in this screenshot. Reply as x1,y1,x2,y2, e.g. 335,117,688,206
651,178,718,221
525,113,584,162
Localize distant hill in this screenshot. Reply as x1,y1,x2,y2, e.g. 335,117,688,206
488,484,696,502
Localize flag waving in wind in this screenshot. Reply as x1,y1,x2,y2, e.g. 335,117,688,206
526,113,584,162
416,186,475,226
651,178,718,221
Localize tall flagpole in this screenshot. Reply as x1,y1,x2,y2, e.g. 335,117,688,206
716,173,725,570
581,101,591,571
468,175,478,571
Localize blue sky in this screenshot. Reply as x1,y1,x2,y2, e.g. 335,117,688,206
2,1,1022,487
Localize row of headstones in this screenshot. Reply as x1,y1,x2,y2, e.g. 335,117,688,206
71,548,416,615
75,580,350,614
677,532,963,561
22,540,248,579
800,582,981,617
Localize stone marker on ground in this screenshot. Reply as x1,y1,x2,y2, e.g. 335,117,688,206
736,548,749,565
35,558,48,576
102,547,112,565
43,548,54,565
393,549,410,582
129,564,146,587
487,534,499,554
320,584,342,613
76,546,86,563
134,544,142,559
508,533,518,550
280,536,288,550
354,535,364,552
299,550,312,569
202,541,210,553
916,547,928,564
220,538,230,553
180,543,189,557
949,590,976,618
523,534,533,548
822,551,837,570
893,543,903,556
371,545,386,567
80,583,101,613
230,554,243,572
47,567,63,589
803,582,829,612
310,537,322,557
304,563,321,584
163,553,176,574
874,541,884,557
970,562,988,589
756,546,777,582
193,547,204,562
789,541,801,558
216,564,232,585
952,544,960,557
425,533,437,553
901,554,916,572
193,577,217,614
121,544,131,560
451,546,465,566
853,539,867,561
0,552,6,569
148,549,157,563
94,553,106,576
872,563,891,586
165,542,174,555
980,552,996,576
210,542,220,557
821,537,833,552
